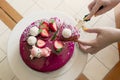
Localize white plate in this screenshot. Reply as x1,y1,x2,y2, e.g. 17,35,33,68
7,11,88,80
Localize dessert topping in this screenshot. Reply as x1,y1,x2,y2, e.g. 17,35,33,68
27,36,37,45
54,40,63,52
40,21,49,30
30,46,42,59
49,20,57,32
30,26,39,36
41,47,51,57
30,46,51,59
62,28,72,38
40,29,49,37
37,39,46,48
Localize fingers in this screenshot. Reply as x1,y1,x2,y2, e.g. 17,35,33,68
86,2,102,20
88,1,96,11
78,43,88,53
78,40,95,46
95,6,111,16
84,27,101,33
78,43,97,54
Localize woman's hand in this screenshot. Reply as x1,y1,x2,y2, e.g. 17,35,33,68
86,0,120,20
78,27,120,54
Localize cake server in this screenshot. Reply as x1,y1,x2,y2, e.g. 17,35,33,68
76,5,104,30
75,14,89,31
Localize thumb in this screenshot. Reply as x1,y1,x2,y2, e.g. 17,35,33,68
84,27,101,33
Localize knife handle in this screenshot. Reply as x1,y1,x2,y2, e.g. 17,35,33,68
83,5,104,22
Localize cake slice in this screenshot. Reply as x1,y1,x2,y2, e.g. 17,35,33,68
59,23,80,42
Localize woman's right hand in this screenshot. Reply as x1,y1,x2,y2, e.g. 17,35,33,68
78,27,120,54
86,0,120,20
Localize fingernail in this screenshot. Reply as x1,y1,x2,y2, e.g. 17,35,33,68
83,27,88,31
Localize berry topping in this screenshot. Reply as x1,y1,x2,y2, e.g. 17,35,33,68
54,40,63,52
37,39,46,48
40,21,49,30
40,29,49,37
49,21,57,32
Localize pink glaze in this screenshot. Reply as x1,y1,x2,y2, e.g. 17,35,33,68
41,47,51,57
20,18,79,72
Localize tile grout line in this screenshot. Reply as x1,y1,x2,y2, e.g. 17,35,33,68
87,54,94,63
0,47,7,53
32,0,44,10
64,5,81,16
112,44,118,49
54,0,65,10
72,0,94,18
94,55,110,70
0,27,9,36
11,76,16,80
22,2,37,15
83,54,94,73
91,15,104,27
0,48,7,55
0,55,7,63
75,1,91,15
73,9,85,18
0,28,10,36
0,29,11,54
112,43,118,49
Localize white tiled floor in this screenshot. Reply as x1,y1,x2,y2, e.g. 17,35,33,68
0,49,6,63
0,0,119,80
12,76,19,80
0,29,11,53
93,13,115,28
0,58,15,80
23,4,43,17
35,0,64,10
56,2,77,17
0,20,8,35
7,0,35,15
83,57,109,80
95,45,119,70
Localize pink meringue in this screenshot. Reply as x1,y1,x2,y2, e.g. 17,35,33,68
30,46,51,59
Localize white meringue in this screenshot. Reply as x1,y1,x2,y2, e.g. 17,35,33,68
30,26,39,36
62,28,72,38
27,36,37,45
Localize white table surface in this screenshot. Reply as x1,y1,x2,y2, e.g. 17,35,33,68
7,11,88,80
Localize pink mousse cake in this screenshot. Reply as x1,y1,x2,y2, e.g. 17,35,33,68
20,17,80,72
